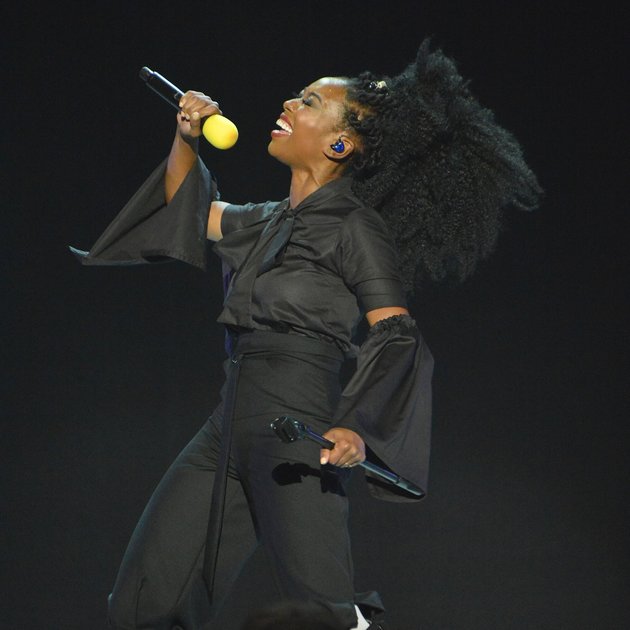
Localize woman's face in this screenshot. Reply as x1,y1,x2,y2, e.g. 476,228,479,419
268,77,352,169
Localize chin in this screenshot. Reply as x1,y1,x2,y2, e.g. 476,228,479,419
267,141,289,165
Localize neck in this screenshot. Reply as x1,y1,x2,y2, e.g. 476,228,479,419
288,165,344,208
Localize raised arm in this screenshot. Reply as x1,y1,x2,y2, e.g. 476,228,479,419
164,90,228,242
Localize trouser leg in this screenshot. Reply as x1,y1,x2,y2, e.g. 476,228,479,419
232,413,359,629
107,416,257,630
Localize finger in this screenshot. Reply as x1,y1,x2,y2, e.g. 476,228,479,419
337,444,366,468
327,442,353,467
321,444,345,466
190,111,201,128
320,430,335,465
345,453,366,468
177,112,191,131
336,451,358,468
200,104,223,118
320,447,330,466
180,90,203,107
180,93,222,116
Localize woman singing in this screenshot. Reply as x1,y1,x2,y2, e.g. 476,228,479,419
73,40,541,630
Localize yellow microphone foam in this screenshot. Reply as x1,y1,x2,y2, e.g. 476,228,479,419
202,115,239,150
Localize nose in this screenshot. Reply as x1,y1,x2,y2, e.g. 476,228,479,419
283,96,299,111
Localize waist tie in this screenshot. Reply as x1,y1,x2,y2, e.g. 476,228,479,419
202,330,344,600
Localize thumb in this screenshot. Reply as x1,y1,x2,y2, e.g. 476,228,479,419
320,429,336,465
320,447,329,465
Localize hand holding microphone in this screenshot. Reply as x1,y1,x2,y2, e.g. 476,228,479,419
176,90,225,144
139,67,238,149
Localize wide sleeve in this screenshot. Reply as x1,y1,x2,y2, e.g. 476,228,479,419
69,156,217,269
333,314,434,502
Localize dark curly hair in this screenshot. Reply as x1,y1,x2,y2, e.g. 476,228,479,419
342,39,543,291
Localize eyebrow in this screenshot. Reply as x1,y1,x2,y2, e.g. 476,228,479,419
299,90,323,104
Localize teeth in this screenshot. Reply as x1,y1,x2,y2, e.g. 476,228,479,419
276,118,292,133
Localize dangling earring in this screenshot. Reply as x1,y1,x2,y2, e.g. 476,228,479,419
330,138,345,153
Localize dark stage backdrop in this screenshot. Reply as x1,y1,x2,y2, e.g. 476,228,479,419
3,2,628,628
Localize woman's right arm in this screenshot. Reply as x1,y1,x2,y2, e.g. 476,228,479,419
164,90,228,242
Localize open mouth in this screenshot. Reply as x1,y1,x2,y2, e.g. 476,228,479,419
275,117,293,134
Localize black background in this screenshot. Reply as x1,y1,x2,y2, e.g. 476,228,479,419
3,2,629,628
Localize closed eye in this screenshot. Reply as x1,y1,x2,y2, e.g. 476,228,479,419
292,89,321,107
292,90,312,106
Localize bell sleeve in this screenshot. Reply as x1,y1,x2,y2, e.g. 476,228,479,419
69,156,217,269
333,314,433,502
334,208,433,501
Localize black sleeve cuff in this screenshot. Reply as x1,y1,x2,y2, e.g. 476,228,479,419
354,277,407,312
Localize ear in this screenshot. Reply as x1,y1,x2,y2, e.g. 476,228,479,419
325,133,355,161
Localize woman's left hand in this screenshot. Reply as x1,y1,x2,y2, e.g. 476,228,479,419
320,428,366,468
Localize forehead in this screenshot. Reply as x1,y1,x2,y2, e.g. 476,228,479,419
304,76,349,98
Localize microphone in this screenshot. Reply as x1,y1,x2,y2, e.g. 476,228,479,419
139,66,238,150
270,416,425,497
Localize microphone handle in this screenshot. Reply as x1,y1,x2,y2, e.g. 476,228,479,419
301,424,335,449
139,67,184,111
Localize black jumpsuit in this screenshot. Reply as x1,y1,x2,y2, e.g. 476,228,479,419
72,159,433,629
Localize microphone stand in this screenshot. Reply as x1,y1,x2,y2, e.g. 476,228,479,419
270,416,425,498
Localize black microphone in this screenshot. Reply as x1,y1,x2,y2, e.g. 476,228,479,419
139,66,238,149
270,416,425,497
